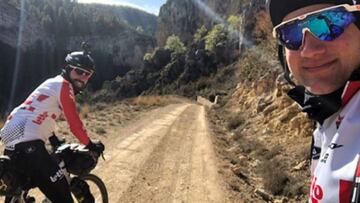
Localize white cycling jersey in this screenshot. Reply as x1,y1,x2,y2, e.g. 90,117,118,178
0,75,90,149
310,81,360,203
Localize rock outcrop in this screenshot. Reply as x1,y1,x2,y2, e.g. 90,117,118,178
156,0,265,47
67,31,155,71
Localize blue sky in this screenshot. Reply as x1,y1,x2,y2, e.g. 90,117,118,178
77,0,167,15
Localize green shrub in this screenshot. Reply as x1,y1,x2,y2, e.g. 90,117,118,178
227,15,241,31
143,52,154,61
205,24,228,52
165,34,187,55
194,25,208,42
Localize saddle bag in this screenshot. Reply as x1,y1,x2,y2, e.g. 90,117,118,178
0,155,22,196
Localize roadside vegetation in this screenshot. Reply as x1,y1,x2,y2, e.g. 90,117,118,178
205,8,311,202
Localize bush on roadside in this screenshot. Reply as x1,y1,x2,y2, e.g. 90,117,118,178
96,127,106,135
226,113,245,130
80,103,91,118
258,157,289,195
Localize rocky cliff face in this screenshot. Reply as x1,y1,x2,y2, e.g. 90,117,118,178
156,0,201,47
0,2,52,50
66,31,155,74
156,0,265,47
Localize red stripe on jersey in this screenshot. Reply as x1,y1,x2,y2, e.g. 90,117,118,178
339,179,352,203
342,81,360,107
60,80,90,145
28,106,35,112
37,94,49,102
24,100,32,105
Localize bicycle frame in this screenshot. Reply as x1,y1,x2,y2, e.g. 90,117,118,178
5,142,107,203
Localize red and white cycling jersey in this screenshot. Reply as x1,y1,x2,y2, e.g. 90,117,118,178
310,82,360,203
0,75,90,149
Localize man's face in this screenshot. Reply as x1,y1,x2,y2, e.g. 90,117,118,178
69,66,93,90
284,4,360,95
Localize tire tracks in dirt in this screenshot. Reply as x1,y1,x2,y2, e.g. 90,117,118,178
95,103,225,202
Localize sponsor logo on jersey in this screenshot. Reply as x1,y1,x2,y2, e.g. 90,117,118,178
320,153,329,163
50,168,65,183
328,143,343,150
310,177,324,203
312,146,321,160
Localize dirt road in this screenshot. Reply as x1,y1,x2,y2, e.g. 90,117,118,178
92,103,225,202
1,103,226,202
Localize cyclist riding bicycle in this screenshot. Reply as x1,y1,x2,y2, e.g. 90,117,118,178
269,0,360,202
0,43,104,203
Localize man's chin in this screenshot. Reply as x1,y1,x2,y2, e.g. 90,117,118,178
71,80,86,92
74,81,85,88
305,84,339,95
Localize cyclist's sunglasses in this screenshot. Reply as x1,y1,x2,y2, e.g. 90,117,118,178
69,65,93,77
273,4,360,50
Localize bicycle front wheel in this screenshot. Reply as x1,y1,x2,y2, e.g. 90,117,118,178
79,174,108,203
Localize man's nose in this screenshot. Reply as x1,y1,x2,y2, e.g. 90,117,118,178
300,30,326,58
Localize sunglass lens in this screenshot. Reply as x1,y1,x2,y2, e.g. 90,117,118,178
74,68,84,75
277,21,303,50
74,68,91,76
276,7,355,50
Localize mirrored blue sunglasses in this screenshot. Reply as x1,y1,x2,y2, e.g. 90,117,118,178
273,4,360,50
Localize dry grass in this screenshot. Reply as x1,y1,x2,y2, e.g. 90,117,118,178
130,96,168,106
0,114,7,128
79,103,91,118
253,10,274,43
258,157,289,195
226,113,245,131
95,127,107,135
0,119,4,129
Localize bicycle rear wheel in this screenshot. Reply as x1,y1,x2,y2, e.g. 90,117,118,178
79,174,108,203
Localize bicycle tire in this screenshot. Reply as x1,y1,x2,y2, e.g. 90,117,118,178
5,194,29,203
79,174,108,203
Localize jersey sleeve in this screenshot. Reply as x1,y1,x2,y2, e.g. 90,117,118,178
59,81,90,145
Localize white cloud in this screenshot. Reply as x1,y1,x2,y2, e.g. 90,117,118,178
77,0,158,15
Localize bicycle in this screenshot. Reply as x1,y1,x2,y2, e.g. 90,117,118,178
0,139,108,203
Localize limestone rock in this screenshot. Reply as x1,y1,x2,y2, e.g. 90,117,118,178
254,188,273,201
292,160,308,171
